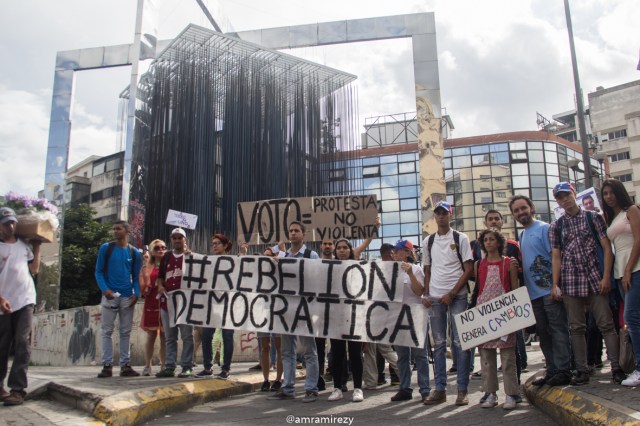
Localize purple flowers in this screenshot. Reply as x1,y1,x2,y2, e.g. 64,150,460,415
3,191,59,215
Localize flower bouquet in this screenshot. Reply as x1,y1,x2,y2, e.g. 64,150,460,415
2,192,60,243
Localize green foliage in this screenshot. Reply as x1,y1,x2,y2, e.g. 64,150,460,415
34,262,59,311
59,204,113,309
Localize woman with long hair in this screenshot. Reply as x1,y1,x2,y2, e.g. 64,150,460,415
327,238,365,402
197,234,236,379
473,228,519,409
601,178,640,386
139,239,167,376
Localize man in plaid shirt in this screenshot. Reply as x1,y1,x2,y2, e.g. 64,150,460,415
549,182,625,385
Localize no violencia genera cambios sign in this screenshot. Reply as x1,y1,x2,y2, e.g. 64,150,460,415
236,195,379,245
167,254,429,348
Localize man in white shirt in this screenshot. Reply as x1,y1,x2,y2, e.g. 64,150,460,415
0,207,41,406
422,201,473,406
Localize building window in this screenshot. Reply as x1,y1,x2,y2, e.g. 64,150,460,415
496,191,506,198
609,152,630,162
398,161,415,174
329,168,346,181
362,166,380,177
606,129,627,141
510,151,528,162
93,161,105,176
615,173,632,183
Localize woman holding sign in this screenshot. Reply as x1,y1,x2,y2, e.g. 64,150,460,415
327,239,365,403
197,234,236,379
474,228,519,410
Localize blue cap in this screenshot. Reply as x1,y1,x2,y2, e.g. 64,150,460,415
553,182,576,197
0,207,17,224
434,201,452,214
394,240,414,252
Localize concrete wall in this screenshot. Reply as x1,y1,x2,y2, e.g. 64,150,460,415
30,303,259,367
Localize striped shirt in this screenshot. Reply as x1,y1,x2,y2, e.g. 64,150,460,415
549,209,607,297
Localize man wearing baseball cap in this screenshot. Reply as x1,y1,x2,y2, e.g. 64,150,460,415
156,228,195,378
0,207,41,405
549,182,625,385
422,201,474,406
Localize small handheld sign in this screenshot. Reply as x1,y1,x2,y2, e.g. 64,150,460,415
166,209,198,230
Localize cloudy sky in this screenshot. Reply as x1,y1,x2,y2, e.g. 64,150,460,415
1,0,638,197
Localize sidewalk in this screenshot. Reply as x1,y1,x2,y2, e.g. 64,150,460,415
3,345,640,425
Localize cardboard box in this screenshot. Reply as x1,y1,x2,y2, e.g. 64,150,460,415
15,218,56,243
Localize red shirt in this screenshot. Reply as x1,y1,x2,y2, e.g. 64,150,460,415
158,252,185,310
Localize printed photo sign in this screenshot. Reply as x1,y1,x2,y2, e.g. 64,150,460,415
454,287,536,351
237,195,379,244
167,253,429,348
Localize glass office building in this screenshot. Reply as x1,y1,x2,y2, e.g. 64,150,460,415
335,122,594,258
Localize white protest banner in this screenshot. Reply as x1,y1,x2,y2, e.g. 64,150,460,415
236,195,379,245
166,253,428,348
166,209,198,230
454,286,536,351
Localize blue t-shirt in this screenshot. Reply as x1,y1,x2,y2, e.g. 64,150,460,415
519,220,553,301
95,243,142,297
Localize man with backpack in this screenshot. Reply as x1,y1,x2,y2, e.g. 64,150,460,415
422,201,473,406
549,182,625,385
268,221,320,403
95,220,142,378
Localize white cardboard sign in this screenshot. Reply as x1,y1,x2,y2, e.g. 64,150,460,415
454,286,536,350
166,253,429,348
166,209,198,230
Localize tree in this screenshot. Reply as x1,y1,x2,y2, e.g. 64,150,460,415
59,204,113,309
34,262,60,312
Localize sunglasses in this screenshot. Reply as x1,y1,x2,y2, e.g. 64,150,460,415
153,246,167,251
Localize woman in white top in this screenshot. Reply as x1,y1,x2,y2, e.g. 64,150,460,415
602,178,640,386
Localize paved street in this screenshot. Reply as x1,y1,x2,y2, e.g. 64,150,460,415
146,345,557,426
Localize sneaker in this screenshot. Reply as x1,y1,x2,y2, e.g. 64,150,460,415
448,367,457,374
514,394,523,404
471,371,482,380
296,362,303,370
341,385,348,392
3,391,24,406
378,378,388,386
261,380,271,391
352,388,364,402
155,368,175,378
390,390,412,401
622,370,640,387
177,368,194,378
97,364,113,378
571,371,590,386
479,392,490,404
120,364,140,377
267,389,295,400
0,388,9,401
390,379,400,386
195,369,213,378
216,371,230,380
481,393,497,408
612,368,627,385
532,374,549,386
302,391,318,403
270,380,282,391
424,390,446,405
142,366,152,376
503,395,517,410
249,363,262,371
546,372,571,387
328,388,343,401
455,390,469,406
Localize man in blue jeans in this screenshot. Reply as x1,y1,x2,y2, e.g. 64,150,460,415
95,220,142,378
510,195,572,386
422,201,473,406
267,221,319,403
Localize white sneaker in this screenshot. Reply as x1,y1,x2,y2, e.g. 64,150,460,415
503,395,516,410
352,388,364,402
481,393,497,408
328,388,343,401
621,370,640,387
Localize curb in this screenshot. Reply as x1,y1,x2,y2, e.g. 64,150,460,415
35,371,305,425
524,373,640,426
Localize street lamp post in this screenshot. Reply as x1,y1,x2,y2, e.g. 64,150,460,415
563,0,593,188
